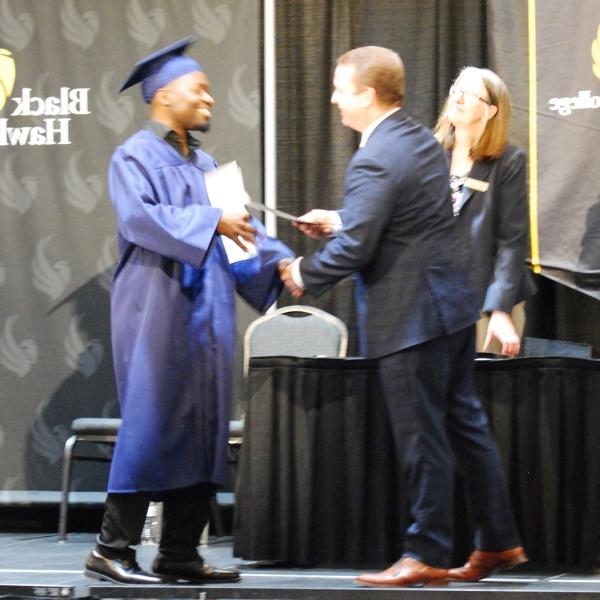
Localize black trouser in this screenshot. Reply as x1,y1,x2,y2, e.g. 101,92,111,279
96,482,214,562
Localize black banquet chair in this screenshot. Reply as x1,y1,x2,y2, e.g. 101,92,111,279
225,304,348,509
521,336,593,358
242,304,349,375
229,304,348,459
58,417,121,541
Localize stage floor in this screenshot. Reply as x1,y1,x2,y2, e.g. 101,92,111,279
2,532,600,599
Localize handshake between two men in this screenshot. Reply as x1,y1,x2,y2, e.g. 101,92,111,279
279,209,339,299
219,206,337,300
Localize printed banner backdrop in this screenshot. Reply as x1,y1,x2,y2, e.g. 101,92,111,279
531,1,600,296
0,0,260,493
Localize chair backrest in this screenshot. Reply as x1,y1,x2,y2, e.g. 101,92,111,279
243,305,348,375
521,336,593,358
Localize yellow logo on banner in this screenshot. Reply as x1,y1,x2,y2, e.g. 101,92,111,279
0,49,16,112
592,25,600,79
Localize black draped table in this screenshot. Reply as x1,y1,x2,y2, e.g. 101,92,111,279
233,355,600,568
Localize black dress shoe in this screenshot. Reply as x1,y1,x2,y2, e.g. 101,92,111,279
152,556,240,584
84,551,163,585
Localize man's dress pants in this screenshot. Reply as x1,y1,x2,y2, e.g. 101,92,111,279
378,325,521,567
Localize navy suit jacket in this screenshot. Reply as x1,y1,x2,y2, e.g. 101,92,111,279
454,146,536,314
300,110,479,358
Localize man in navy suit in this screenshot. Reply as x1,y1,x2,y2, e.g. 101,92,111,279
281,46,527,586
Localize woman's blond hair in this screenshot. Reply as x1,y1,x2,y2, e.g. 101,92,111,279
434,67,510,160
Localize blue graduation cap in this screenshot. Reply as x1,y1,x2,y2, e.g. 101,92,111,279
119,36,202,103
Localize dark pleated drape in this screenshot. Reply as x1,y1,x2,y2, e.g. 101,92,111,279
476,358,600,566
358,0,489,128
272,0,600,355
233,357,405,566
274,1,491,353
234,356,600,567
486,0,600,355
273,0,363,351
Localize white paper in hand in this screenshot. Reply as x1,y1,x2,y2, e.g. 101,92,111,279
204,161,256,263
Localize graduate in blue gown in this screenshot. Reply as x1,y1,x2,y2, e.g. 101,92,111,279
85,37,293,586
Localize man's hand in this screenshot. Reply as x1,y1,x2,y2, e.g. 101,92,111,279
217,210,257,251
482,310,521,357
280,259,305,298
278,257,294,276
293,209,337,239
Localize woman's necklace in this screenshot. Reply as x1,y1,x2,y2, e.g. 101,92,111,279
449,173,468,194
449,173,469,216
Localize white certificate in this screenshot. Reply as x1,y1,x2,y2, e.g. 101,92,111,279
204,161,257,263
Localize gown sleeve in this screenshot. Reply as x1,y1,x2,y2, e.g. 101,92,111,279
109,147,222,270
231,218,294,312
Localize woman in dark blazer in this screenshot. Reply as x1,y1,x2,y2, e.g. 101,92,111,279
434,67,536,357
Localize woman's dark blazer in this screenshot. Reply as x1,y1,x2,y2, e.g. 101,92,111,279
454,145,537,314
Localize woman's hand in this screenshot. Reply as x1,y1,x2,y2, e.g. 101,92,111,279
483,310,520,357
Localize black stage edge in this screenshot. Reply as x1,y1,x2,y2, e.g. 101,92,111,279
6,578,600,600
0,584,88,599
3,534,600,600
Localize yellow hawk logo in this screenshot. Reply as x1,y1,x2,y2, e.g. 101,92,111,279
0,48,16,112
592,25,600,80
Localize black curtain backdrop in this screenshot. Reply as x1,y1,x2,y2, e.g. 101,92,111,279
1,0,599,497
275,0,489,353
273,0,362,351
274,0,600,356
358,0,488,129
487,0,600,355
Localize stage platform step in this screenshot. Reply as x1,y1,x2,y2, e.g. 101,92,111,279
1,533,600,599
0,490,234,506
0,490,107,505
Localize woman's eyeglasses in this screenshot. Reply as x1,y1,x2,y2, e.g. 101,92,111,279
449,86,491,106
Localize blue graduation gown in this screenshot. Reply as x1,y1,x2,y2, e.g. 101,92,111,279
106,130,291,493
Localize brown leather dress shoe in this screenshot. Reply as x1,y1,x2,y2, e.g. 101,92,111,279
448,546,528,581
355,556,449,587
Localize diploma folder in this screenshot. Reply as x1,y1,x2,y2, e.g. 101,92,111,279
204,161,257,263
205,161,306,263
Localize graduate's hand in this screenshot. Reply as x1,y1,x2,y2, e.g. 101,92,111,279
217,210,257,251
293,209,336,239
482,310,521,357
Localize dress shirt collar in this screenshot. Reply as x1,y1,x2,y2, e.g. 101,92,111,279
144,120,201,158
359,107,401,148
